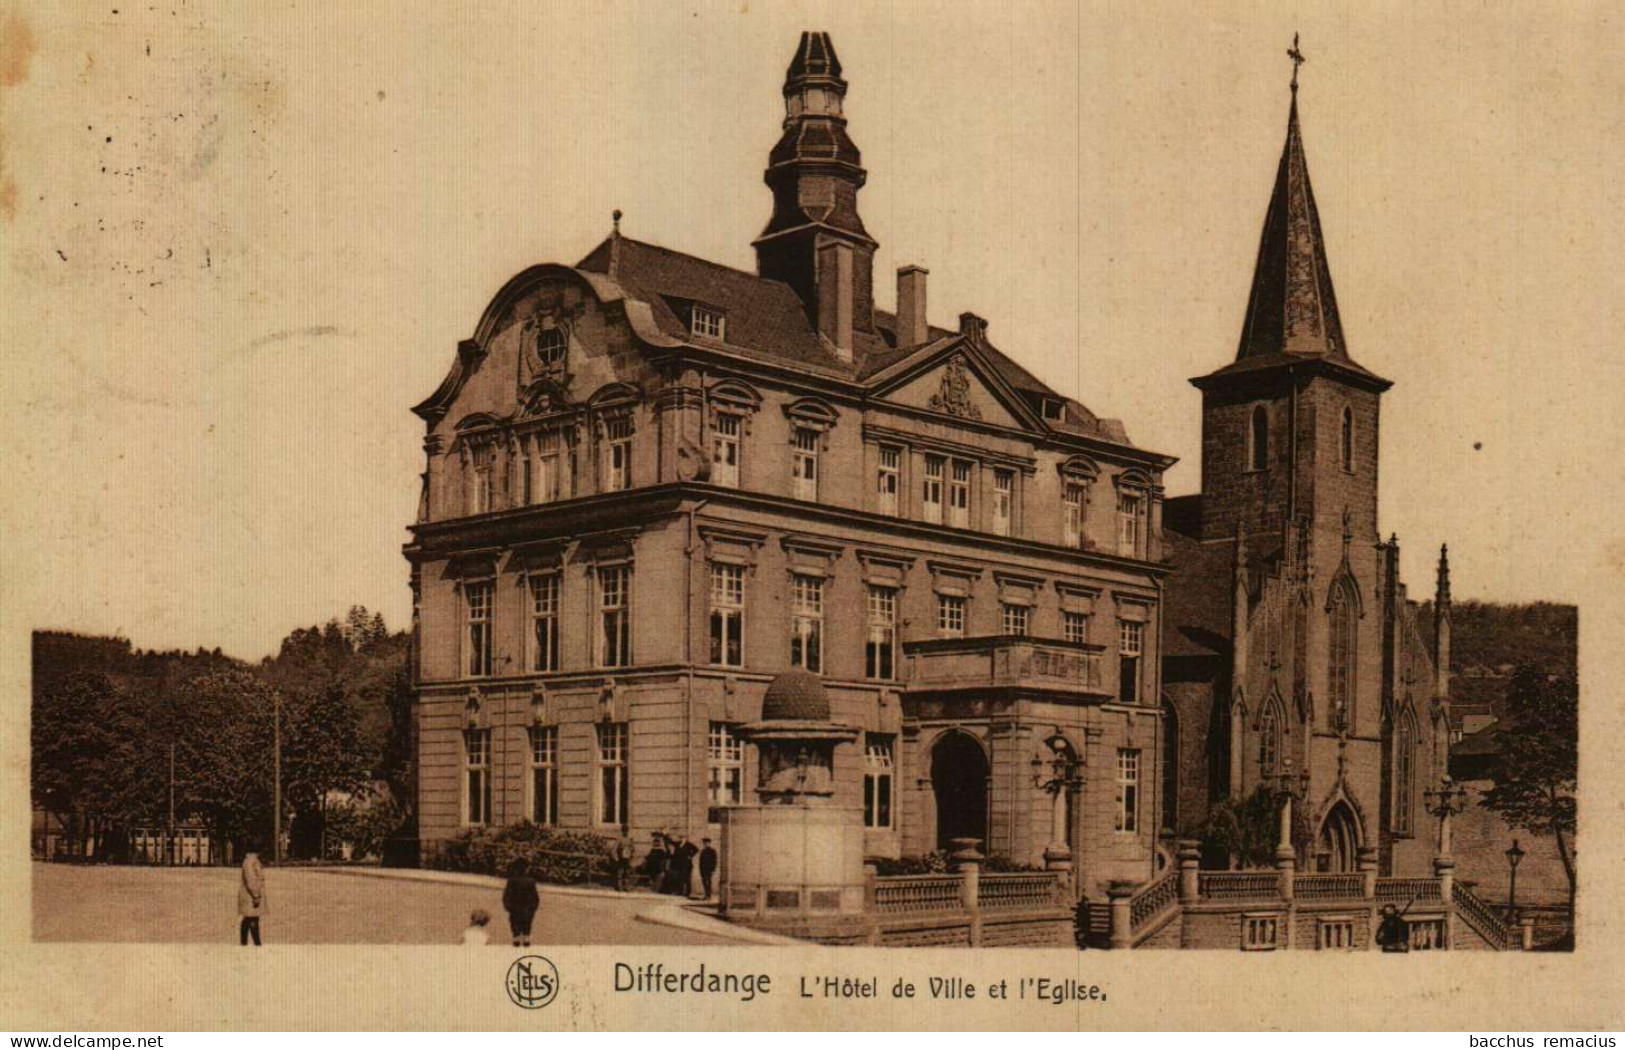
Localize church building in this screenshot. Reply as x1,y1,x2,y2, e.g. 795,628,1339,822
406,32,1175,896
1160,67,1452,877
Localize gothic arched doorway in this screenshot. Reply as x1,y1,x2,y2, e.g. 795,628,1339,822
1316,800,1361,873
931,732,989,850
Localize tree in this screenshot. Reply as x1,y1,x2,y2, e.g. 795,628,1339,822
281,680,371,858
1481,669,1577,916
168,670,281,852
1189,784,1312,869
31,672,155,857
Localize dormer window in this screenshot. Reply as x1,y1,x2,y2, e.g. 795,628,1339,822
536,326,567,373
691,305,726,341
1042,398,1064,422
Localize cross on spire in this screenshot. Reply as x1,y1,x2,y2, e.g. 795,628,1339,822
1288,32,1306,92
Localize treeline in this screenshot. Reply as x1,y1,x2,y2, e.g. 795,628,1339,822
1418,600,1578,678
31,606,412,862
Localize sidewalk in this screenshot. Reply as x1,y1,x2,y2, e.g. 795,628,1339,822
307,864,799,945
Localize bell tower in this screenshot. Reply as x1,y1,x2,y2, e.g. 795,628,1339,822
753,31,877,359
1190,65,1392,549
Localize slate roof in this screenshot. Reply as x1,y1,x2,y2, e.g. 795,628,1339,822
575,234,1139,446
1161,500,1236,659
1193,92,1390,392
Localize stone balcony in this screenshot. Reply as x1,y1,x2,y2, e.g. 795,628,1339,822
900,636,1108,700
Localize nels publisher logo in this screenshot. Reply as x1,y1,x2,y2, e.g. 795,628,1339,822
506,955,560,1010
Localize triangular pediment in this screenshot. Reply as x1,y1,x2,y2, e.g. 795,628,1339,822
870,343,1042,432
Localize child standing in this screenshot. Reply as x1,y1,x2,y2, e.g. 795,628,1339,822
462,908,492,946
502,859,540,947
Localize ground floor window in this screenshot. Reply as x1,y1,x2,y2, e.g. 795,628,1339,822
708,721,744,822
864,734,895,828
464,728,491,826
530,725,558,826
1115,747,1140,833
596,722,629,826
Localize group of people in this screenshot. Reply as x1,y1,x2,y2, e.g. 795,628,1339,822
462,858,541,946
636,832,718,899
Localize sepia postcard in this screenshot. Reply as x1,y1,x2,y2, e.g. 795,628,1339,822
1,0,1620,1033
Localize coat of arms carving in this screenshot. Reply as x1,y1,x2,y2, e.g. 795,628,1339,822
928,357,983,420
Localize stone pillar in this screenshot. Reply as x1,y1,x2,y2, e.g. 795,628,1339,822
1177,839,1202,904
1434,855,1456,950
1107,883,1135,950
951,838,983,947
1357,846,1378,900
1043,787,1073,883
1519,915,1535,951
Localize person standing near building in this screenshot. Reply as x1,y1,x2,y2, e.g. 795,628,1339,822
698,838,718,900
237,844,265,946
613,829,634,892
1376,903,1410,953
502,859,540,947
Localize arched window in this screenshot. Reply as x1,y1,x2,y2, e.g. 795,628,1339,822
1340,406,1355,472
1250,405,1269,472
1258,697,1282,778
1394,709,1416,835
1328,581,1357,728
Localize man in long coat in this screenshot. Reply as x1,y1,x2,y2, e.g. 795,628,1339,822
237,846,265,946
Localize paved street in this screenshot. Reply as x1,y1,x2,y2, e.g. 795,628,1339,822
31,863,735,946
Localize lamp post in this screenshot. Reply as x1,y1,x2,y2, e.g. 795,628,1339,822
1032,732,1083,876
1504,838,1525,922
1273,757,1311,854
1422,776,1468,859
272,693,283,864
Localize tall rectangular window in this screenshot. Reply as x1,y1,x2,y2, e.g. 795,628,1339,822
948,460,971,528
529,725,558,826
530,574,560,673
1118,620,1143,704
708,563,745,667
465,581,493,678
792,428,819,501
865,585,897,680
863,734,895,829
992,469,1013,536
1001,603,1031,637
1115,748,1140,833
712,414,740,488
528,430,562,504
877,446,901,516
938,595,966,638
1063,482,1088,548
790,574,824,672
707,722,744,822
464,728,492,826
691,305,726,340
922,455,944,524
468,446,495,516
596,722,629,826
599,566,631,668
1118,490,1146,558
604,416,633,492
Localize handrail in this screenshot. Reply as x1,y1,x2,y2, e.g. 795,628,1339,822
1128,871,1181,932
1375,877,1442,902
1197,871,1282,900
1452,881,1514,950
1295,873,1364,900
872,873,963,915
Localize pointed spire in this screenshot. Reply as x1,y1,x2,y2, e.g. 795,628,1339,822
1234,50,1347,362
1435,544,1452,606
608,209,623,277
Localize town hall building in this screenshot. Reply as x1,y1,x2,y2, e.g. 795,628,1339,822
405,31,1450,900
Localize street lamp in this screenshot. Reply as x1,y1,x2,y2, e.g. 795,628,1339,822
1505,839,1526,922
1423,776,1468,859
1031,732,1084,874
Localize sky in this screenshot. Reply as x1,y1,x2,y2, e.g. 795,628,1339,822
3,1,1621,661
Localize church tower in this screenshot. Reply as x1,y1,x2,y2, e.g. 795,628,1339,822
753,31,877,360
1191,70,1392,552
1191,49,1398,868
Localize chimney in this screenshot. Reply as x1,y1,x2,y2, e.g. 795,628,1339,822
817,239,855,362
896,266,929,348
959,311,988,342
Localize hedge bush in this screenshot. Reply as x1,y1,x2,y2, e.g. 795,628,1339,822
867,851,1044,876
427,823,617,885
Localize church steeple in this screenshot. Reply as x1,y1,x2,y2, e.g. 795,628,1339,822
754,31,877,359
1235,66,1348,361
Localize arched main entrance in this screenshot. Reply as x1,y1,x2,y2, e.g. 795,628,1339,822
931,732,989,850
1316,800,1361,873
